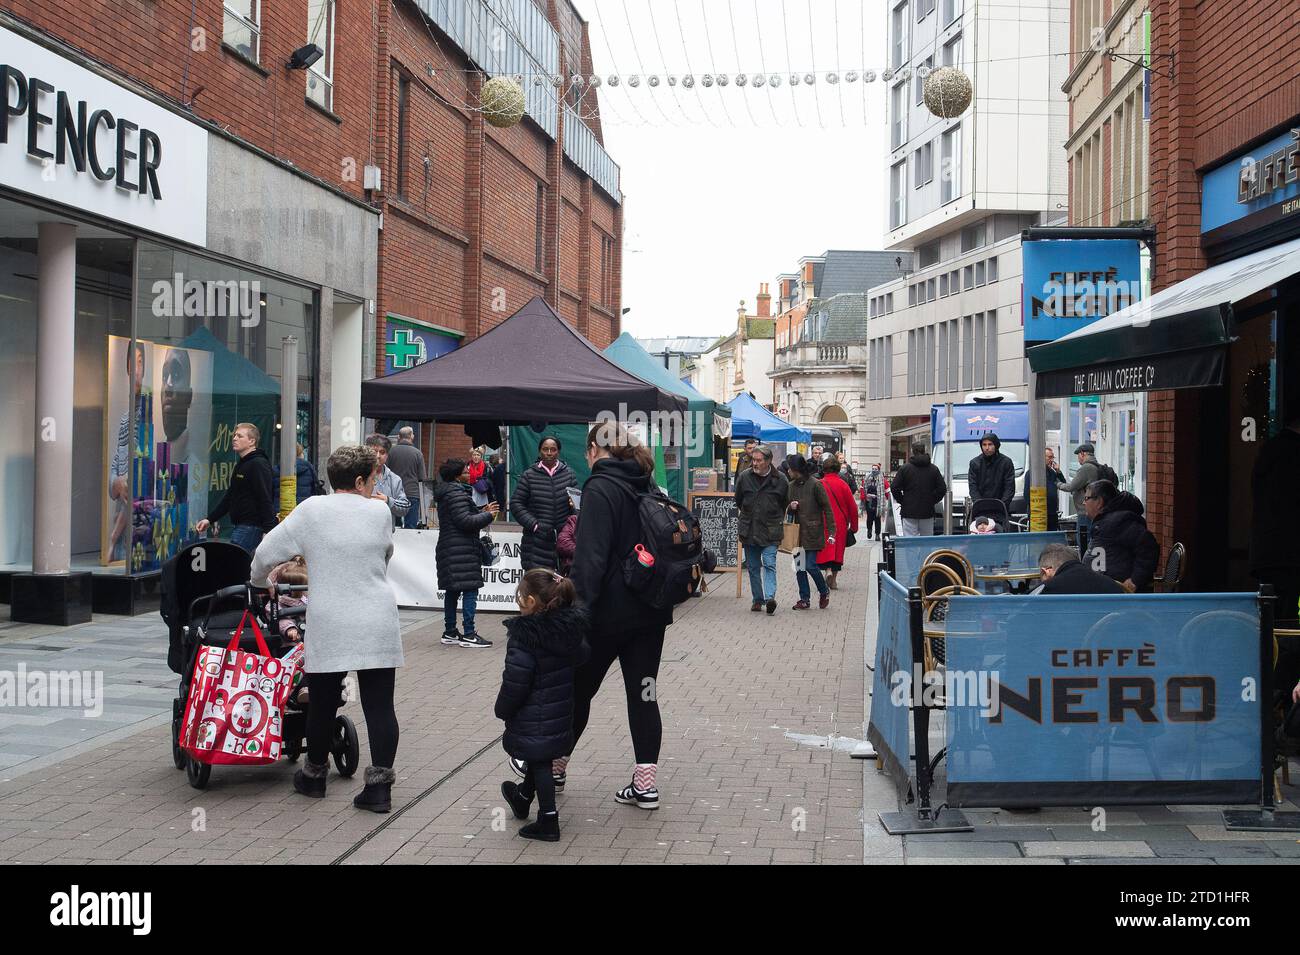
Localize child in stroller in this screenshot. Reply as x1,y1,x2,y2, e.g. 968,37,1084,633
161,539,359,789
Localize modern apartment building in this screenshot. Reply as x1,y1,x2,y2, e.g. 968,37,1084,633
865,0,1070,470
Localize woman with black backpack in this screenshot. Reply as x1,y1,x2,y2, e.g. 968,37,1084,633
563,421,671,810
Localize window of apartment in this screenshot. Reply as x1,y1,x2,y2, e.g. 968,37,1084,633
886,292,894,313
948,319,959,390
941,125,961,204
891,83,908,150
535,184,545,273
960,220,986,253
918,240,940,270
950,268,960,292
937,322,948,392
892,2,909,69
961,315,973,390
885,335,894,397
943,0,961,25
395,73,410,199
908,283,917,307
942,32,961,68
927,278,936,301
891,160,907,229
907,329,917,395
915,0,936,21
963,264,974,290
223,0,261,62
915,56,934,105
972,313,985,389
913,140,934,189
985,309,998,386
987,256,998,283
924,324,936,394
306,0,335,111
974,260,986,286
939,272,949,297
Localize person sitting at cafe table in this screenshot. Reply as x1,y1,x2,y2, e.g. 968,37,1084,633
1081,480,1159,593
1032,543,1125,595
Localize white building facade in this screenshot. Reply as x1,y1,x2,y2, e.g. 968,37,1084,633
866,0,1070,470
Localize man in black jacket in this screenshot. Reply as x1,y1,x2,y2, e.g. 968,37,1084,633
196,422,277,552
892,443,946,537
1034,543,1125,595
967,432,1015,524
1082,480,1160,592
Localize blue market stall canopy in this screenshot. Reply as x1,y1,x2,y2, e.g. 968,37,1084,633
724,392,812,443
1028,235,1300,398
360,297,688,422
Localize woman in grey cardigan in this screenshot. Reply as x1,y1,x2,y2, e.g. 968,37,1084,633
250,444,404,813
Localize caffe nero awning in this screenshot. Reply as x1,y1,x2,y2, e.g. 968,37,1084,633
1028,235,1300,398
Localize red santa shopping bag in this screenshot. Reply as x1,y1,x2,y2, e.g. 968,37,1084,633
179,610,304,766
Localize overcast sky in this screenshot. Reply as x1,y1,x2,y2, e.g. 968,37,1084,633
582,0,889,339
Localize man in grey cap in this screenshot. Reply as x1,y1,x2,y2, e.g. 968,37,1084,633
1062,442,1100,553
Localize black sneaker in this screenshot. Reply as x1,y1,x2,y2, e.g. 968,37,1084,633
614,781,659,810
519,810,560,841
440,630,462,646
457,632,492,648
509,757,528,778
765,598,777,615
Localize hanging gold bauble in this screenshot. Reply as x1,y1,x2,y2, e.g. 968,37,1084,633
480,76,526,129
922,66,973,119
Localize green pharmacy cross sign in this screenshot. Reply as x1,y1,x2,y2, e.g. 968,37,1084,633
382,316,460,375
386,327,427,370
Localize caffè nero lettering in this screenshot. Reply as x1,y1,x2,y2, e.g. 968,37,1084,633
1,64,163,199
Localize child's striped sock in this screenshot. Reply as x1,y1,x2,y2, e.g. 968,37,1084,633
551,757,569,775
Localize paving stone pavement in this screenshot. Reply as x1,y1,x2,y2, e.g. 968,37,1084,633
2,537,1297,864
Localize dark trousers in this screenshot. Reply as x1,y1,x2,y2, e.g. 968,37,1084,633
571,624,666,765
306,668,399,769
517,760,557,814
865,509,881,538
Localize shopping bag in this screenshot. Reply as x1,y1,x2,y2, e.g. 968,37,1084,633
778,515,801,554
179,610,304,766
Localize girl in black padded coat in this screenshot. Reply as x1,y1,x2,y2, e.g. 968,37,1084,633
497,569,590,842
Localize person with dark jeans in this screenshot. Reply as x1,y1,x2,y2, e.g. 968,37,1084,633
863,466,883,538
249,443,404,812
387,427,427,529
735,444,789,613
567,422,672,809
434,458,498,647
786,455,836,610
197,421,277,552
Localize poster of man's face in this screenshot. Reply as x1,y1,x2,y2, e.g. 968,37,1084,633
161,347,193,442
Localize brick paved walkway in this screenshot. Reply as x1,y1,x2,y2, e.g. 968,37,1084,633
0,543,872,865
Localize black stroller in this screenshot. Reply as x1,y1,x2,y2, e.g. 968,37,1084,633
160,540,359,789
965,497,1014,534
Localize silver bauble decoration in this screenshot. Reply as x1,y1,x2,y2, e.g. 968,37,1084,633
627,74,640,87
647,75,660,87
922,66,973,118
682,75,695,88
702,73,714,87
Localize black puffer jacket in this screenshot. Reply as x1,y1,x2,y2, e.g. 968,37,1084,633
1084,492,1160,591
434,481,493,592
495,606,590,760
570,457,672,632
511,461,577,571
967,433,1016,512
892,451,947,519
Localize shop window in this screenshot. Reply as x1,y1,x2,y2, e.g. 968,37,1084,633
307,0,336,112
223,0,260,63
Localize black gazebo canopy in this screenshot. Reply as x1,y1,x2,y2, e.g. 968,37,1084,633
360,296,686,423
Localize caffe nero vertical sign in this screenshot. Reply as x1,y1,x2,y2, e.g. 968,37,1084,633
0,26,207,245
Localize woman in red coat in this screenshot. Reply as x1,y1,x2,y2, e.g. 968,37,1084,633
817,457,859,590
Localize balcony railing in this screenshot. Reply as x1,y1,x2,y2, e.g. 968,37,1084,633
774,342,865,370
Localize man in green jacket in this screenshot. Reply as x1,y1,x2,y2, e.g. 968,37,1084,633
735,444,789,615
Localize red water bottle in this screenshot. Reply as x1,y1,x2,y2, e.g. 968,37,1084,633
635,544,655,568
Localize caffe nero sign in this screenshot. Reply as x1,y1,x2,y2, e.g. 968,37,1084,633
0,26,207,245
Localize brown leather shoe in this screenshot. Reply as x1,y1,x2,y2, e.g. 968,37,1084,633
819,592,831,609
792,599,811,610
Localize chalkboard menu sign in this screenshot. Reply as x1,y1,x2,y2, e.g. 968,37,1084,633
689,491,739,570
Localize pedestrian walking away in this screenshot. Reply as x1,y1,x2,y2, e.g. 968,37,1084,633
816,456,858,591
196,421,277,553
734,443,789,614
497,569,590,842
249,444,404,813
786,454,836,609
387,427,427,529
892,443,946,537
434,458,499,646
863,465,883,538
568,422,672,810
365,433,411,527
511,435,577,571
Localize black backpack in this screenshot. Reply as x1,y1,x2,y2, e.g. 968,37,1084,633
1096,462,1119,487
598,479,714,609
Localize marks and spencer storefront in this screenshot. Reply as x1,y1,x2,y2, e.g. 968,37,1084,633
1029,123,1300,592
0,21,377,622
